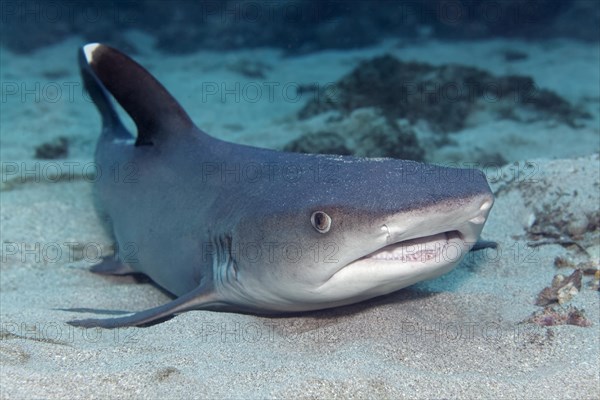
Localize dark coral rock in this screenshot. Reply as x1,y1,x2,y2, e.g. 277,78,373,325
298,54,590,132
525,305,592,327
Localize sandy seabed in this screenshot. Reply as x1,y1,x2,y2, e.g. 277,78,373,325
1,33,599,398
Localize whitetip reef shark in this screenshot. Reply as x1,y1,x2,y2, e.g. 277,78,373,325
67,43,494,328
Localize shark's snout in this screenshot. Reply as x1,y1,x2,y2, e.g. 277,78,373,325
383,189,494,248
469,196,493,224
456,192,494,252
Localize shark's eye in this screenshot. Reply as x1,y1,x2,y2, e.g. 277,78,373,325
311,211,331,233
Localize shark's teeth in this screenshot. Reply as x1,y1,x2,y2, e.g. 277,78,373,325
365,232,451,262
369,248,440,261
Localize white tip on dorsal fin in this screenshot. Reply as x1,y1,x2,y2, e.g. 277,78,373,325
83,43,101,63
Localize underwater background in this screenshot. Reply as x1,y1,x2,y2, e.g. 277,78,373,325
1,1,599,398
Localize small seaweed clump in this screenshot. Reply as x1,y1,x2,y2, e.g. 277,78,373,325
554,255,599,276
535,269,582,306
34,136,69,159
298,55,590,132
495,157,600,257
525,305,592,327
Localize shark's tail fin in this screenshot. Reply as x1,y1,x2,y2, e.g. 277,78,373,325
79,43,194,146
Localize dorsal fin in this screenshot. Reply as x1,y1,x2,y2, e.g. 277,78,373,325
81,43,194,146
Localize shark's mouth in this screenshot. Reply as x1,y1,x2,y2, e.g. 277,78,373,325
357,230,465,264
313,229,471,302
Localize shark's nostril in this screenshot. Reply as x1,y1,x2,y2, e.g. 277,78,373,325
480,200,493,211
381,224,391,242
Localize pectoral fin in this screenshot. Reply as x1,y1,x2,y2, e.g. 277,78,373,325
67,286,222,328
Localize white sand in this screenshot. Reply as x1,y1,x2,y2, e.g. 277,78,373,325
1,33,599,399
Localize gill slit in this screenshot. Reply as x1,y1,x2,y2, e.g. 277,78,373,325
210,232,238,287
